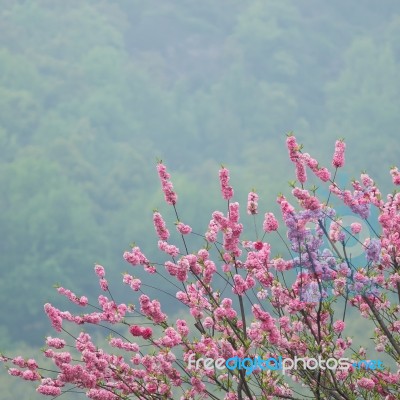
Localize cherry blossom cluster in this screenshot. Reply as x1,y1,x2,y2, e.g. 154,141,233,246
157,162,177,205
219,167,234,200
247,191,259,215
2,136,400,400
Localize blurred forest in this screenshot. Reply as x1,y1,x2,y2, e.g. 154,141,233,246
1,1,400,395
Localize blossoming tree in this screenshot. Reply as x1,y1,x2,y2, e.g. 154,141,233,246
2,136,400,399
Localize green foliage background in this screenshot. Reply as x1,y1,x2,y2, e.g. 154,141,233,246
1,0,400,396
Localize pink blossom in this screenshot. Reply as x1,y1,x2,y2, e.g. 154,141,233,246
351,222,362,234
357,377,375,390
333,320,345,333
219,167,234,200
129,325,143,337
286,135,300,162
247,191,259,215
122,274,141,291
87,388,118,399
254,241,263,251
176,319,189,336
157,162,178,205
332,139,346,168
5,136,400,400
46,337,65,349
176,222,192,235
12,356,26,367
361,173,374,187
153,211,170,240
205,219,219,242
221,263,230,273
375,343,385,352
329,219,344,242
232,274,247,295
191,376,206,394
94,264,105,278
263,212,279,232
109,338,139,352
123,246,149,266
335,369,349,381
295,160,307,183
315,167,331,182
8,368,22,377
99,278,108,291
390,166,400,185
139,294,167,323
158,240,179,257
141,327,153,339
57,287,88,306
252,304,274,330
26,359,38,370
257,289,268,300
22,370,40,381
303,152,318,170
229,202,240,223
203,317,214,328
277,195,295,216
44,303,62,332
37,385,61,396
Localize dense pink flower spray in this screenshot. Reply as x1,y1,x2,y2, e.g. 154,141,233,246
263,212,279,232
247,191,258,215
295,160,307,184
351,222,362,234
176,222,192,235
4,136,400,400
286,135,300,162
390,166,400,185
153,211,170,240
219,167,234,200
332,139,346,168
157,162,177,205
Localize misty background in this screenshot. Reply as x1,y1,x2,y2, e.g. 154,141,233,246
1,0,400,397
